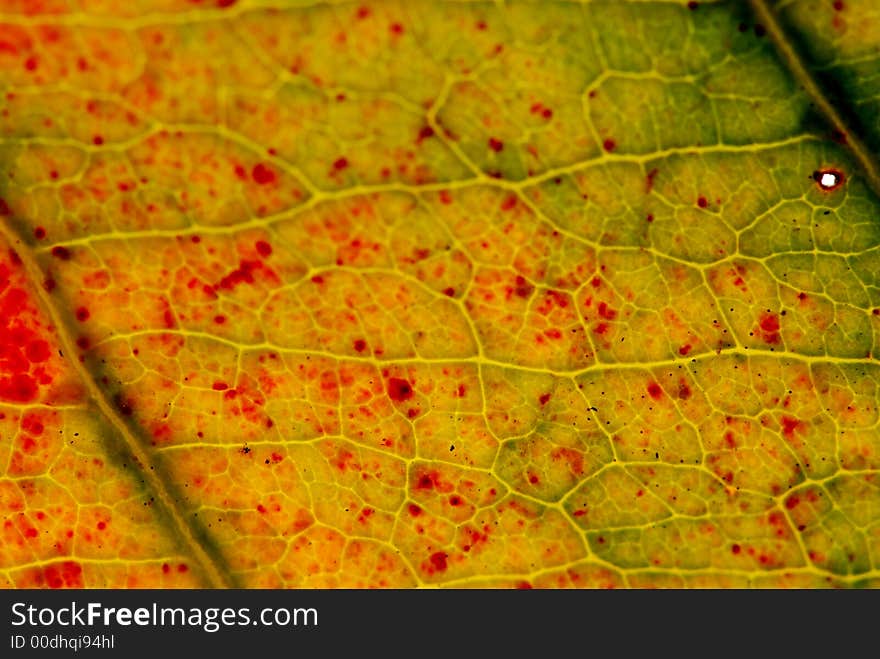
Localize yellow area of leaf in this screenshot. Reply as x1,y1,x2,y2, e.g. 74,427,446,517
0,0,878,589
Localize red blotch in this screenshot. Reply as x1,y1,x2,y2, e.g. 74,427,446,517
597,302,616,320
785,495,800,510
429,552,447,572
215,260,264,291
22,412,44,435
216,0,237,6
24,56,38,71
408,504,422,517
75,307,90,322
25,340,50,363
333,157,349,171
389,23,404,35
33,227,46,240
688,1,699,9
833,0,844,10
731,544,741,555
539,393,551,405
645,168,658,193
0,374,38,402
781,416,801,438
353,339,367,353
647,382,663,400
500,195,517,211
356,6,371,19
488,137,504,152
760,313,779,333
697,196,708,208
92,135,104,146
251,163,276,185
416,125,435,144
416,471,440,490
214,315,226,325
677,382,691,400
602,139,616,152
114,394,134,416
42,562,83,589
387,377,414,402
442,287,455,297
51,246,71,260
255,240,272,257
212,382,229,391
514,276,533,298
678,344,692,356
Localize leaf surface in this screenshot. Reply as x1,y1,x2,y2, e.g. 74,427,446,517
1,0,878,588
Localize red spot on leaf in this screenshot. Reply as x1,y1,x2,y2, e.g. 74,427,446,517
488,137,504,152
41,561,83,589
645,168,658,193
387,377,413,402
597,302,616,320
25,340,50,363
51,246,71,260
697,196,708,208
781,416,801,438
0,374,38,403
255,240,272,257
75,307,90,322
677,381,691,400
678,344,692,356
429,552,447,572
647,382,663,400
416,125,435,144
602,139,616,152
760,313,780,333
251,163,276,185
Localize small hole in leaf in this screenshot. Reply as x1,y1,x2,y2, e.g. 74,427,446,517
812,169,844,191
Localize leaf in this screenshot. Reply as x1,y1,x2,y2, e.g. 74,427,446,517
0,0,878,589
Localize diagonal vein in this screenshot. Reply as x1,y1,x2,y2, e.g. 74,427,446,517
748,0,880,199
0,221,235,589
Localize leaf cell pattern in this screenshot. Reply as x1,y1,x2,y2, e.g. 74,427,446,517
0,0,878,588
